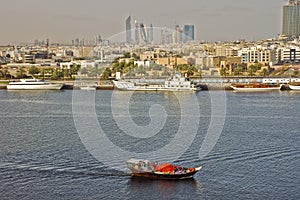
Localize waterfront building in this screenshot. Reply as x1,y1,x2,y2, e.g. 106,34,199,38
126,16,132,44
239,48,275,65
220,56,242,74
282,0,300,37
277,47,300,63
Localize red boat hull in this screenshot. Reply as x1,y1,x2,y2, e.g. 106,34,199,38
131,171,199,180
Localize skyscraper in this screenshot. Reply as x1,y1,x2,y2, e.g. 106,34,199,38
126,16,132,43
149,24,154,43
282,0,300,37
184,25,195,42
140,23,148,43
135,20,140,44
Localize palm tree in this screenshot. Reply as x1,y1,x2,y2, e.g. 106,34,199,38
16,67,27,78
261,68,269,77
233,65,243,76
248,65,257,76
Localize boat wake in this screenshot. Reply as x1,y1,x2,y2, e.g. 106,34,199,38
0,161,131,177
200,146,300,164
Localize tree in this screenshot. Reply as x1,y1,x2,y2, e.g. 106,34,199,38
123,52,131,58
101,68,112,80
70,64,81,76
233,65,243,76
293,70,299,77
52,68,64,79
16,67,27,78
0,67,10,79
63,69,71,79
248,65,258,76
261,68,269,77
220,67,229,77
28,66,40,77
80,67,88,75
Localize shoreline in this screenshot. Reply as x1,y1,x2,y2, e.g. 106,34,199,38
0,83,292,91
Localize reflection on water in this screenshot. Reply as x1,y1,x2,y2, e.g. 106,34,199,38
127,177,203,199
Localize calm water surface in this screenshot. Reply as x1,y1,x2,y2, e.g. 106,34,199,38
0,90,299,199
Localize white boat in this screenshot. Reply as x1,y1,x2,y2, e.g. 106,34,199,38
113,74,200,92
289,85,300,90
230,83,282,92
7,79,63,90
75,82,98,90
79,85,97,90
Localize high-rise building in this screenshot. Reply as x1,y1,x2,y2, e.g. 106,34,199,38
282,0,300,37
184,25,195,42
135,20,140,44
126,16,132,43
149,24,154,43
140,23,148,43
173,25,183,44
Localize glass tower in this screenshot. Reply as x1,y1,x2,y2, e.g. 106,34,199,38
184,25,195,42
282,1,300,37
126,16,132,43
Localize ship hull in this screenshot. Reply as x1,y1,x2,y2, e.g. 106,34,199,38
230,84,282,92
131,171,199,180
7,84,63,90
113,81,200,92
289,85,300,90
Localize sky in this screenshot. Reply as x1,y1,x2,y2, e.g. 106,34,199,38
0,0,288,45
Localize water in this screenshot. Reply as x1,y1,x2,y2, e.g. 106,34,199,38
0,90,299,199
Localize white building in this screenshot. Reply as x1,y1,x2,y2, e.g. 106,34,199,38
277,47,300,63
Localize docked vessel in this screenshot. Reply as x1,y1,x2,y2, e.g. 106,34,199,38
7,79,63,90
126,159,202,180
288,83,300,90
76,82,98,90
113,74,200,92
230,83,282,92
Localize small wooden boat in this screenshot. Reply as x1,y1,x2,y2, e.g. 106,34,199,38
126,159,202,180
230,83,282,92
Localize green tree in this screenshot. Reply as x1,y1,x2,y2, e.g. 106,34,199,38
16,67,27,78
233,65,243,76
101,68,112,80
52,68,64,80
80,67,88,75
70,64,81,76
0,67,10,79
220,67,229,77
293,70,299,77
28,66,40,77
261,68,269,77
123,52,131,58
248,65,258,76
63,69,71,79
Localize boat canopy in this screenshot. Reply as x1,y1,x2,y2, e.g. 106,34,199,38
155,163,175,173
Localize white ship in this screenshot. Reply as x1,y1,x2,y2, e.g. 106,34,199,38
113,74,200,92
289,84,300,90
7,79,63,90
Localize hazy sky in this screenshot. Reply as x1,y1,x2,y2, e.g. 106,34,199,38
0,0,288,44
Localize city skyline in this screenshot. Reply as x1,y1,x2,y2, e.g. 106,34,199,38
0,0,289,45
